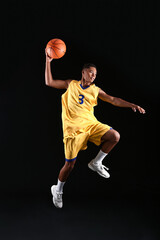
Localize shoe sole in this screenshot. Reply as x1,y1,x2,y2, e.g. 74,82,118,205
88,162,110,178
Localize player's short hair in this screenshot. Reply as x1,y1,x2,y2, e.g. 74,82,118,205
82,63,97,71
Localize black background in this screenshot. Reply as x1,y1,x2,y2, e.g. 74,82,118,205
1,1,159,239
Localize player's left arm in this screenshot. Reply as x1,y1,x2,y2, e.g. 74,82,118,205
98,88,146,114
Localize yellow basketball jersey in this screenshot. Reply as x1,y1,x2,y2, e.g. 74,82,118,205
62,80,100,138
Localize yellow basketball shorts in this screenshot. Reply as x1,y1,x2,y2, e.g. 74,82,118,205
63,122,112,162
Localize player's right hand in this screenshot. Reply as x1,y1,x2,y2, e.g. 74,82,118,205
45,49,53,62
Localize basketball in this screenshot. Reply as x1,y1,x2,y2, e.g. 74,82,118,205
46,39,66,59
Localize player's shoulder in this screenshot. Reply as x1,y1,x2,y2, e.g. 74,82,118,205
91,83,100,90
65,79,77,88
72,79,79,83
68,79,80,86
90,84,100,97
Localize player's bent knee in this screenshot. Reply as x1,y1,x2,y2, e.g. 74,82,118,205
106,129,120,143
113,130,120,143
102,129,120,143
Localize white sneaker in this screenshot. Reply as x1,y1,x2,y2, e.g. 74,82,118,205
51,185,63,208
88,160,110,178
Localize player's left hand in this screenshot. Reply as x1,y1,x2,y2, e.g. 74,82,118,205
132,105,146,114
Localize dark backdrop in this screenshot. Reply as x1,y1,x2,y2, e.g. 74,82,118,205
1,1,159,239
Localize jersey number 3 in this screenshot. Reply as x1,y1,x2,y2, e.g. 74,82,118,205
79,94,84,104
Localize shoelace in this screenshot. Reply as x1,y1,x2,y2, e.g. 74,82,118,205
98,163,109,171
56,192,63,201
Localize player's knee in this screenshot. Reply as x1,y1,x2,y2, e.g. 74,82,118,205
102,129,120,143
112,130,120,143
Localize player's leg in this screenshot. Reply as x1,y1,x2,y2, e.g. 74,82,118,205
88,125,120,178
90,128,120,169
51,158,76,209
58,159,76,182
51,134,87,208
101,129,120,153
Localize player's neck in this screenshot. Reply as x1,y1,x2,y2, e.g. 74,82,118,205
80,78,91,89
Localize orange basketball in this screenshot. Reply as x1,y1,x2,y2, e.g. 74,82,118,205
46,39,66,59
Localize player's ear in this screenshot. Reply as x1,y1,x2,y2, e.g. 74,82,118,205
82,68,86,74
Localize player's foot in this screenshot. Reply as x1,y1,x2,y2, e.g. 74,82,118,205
88,160,110,178
51,185,63,208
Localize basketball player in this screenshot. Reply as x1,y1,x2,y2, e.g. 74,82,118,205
45,52,145,208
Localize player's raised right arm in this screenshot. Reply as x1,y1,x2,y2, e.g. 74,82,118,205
45,52,71,89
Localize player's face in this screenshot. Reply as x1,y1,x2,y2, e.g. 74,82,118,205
82,67,97,84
